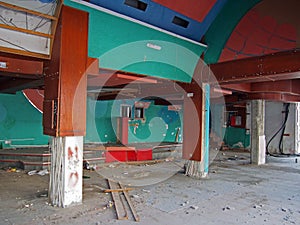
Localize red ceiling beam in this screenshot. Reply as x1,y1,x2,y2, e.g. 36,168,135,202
247,93,300,103
0,77,43,94
251,79,300,95
220,83,251,92
0,56,43,77
210,49,300,84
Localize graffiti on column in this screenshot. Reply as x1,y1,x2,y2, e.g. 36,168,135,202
67,146,80,188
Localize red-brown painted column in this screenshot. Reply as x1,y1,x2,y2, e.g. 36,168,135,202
43,6,88,207
182,80,203,161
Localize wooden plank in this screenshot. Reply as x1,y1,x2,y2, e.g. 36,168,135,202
124,159,166,165
103,187,134,193
106,146,136,151
0,23,53,38
0,1,58,21
119,183,140,222
0,46,50,59
107,179,128,220
49,0,62,58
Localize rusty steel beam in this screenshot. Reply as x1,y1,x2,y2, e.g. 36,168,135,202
43,6,88,137
210,49,300,84
221,83,251,92
251,79,300,96
247,93,300,103
0,78,43,94
0,56,43,76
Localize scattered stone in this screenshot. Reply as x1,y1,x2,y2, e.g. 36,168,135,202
131,194,139,199
190,205,199,210
181,203,186,207
281,208,287,212
142,189,150,193
253,204,264,209
222,206,234,211
106,201,113,208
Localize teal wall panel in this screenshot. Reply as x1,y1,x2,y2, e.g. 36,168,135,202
223,127,250,149
86,97,183,144
65,0,206,82
0,93,49,148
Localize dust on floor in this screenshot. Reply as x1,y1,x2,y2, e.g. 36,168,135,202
0,150,299,225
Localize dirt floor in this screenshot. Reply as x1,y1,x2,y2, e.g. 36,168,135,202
0,150,300,225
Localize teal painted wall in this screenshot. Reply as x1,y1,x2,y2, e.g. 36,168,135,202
0,94,183,148
0,93,49,148
64,0,206,82
86,97,182,144
223,127,250,149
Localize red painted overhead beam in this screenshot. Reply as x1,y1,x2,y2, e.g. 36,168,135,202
220,83,251,92
251,79,300,96
0,77,43,94
0,56,43,76
247,93,300,103
210,49,300,84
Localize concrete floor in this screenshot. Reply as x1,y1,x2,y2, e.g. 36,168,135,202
0,150,299,225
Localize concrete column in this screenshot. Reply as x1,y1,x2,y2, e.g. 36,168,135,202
49,136,83,207
250,100,266,165
200,83,210,177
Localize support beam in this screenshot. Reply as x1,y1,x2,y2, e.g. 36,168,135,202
182,81,203,161
250,100,266,165
0,78,43,94
0,56,43,76
43,5,88,136
43,6,88,207
251,80,300,96
202,83,210,176
210,49,300,84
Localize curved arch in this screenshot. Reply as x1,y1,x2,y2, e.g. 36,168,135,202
219,0,298,62
203,0,262,64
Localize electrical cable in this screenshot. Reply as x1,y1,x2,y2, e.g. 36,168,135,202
279,103,290,154
266,103,300,157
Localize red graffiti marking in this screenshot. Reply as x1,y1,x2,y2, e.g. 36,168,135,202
68,171,79,188
68,147,73,160
75,146,79,160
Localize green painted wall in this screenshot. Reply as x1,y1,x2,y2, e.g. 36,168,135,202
0,93,49,148
86,97,182,144
223,127,250,149
0,94,182,148
204,0,261,64
64,0,206,82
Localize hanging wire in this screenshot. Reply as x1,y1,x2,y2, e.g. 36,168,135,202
0,37,29,51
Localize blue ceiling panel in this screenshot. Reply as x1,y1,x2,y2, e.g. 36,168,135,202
89,0,205,41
